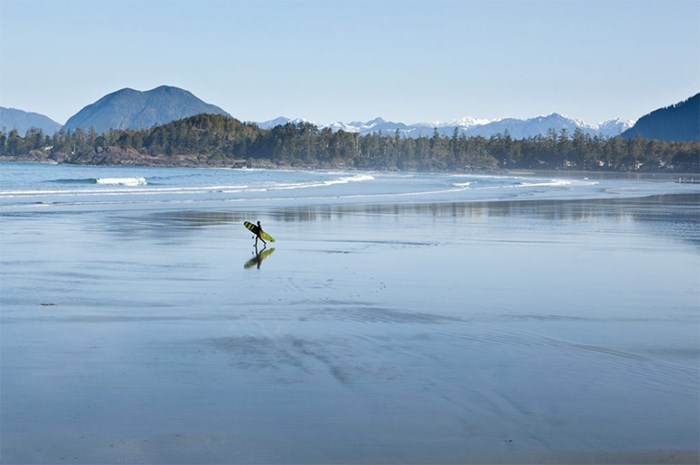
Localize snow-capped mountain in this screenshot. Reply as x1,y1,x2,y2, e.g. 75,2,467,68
593,118,637,137
253,116,318,130
460,114,633,139
337,117,414,134
434,116,493,128
256,114,634,139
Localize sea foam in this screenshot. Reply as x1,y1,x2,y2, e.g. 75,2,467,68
96,177,147,186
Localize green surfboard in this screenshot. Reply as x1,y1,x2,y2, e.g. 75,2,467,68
244,221,276,242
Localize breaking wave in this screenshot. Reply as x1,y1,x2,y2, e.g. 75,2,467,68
270,174,375,190
96,177,147,186
50,177,147,186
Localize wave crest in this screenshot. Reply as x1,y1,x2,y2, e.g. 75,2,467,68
96,177,147,186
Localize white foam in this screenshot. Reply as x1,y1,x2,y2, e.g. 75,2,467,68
522,179,599,188
516,179,572,188
342,174,375,182
265,174,375,191
324,174,375,185
96,177,147,186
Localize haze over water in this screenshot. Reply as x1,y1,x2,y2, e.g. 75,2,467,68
1,163,698,464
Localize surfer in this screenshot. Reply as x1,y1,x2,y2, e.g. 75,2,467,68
243,220,275,245
254,220,267,247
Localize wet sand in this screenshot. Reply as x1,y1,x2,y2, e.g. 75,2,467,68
1,195,698,464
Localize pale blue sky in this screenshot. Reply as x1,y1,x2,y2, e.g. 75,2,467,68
1,0,698,125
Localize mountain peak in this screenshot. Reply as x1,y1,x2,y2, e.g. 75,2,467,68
64,86,231,133
151,85,179,91
367,117,386,125
103,87,140,98
535,113,567,121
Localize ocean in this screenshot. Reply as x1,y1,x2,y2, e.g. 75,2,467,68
1,162,697,211
1,162,699,464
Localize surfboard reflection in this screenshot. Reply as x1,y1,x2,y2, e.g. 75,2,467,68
244,245,276,269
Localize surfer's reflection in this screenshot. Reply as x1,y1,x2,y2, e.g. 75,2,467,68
244,245,276,269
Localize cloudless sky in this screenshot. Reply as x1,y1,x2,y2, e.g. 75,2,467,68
1,0,698,125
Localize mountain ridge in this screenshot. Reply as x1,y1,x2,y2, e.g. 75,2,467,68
5,87,699,142
0,107,62,135
255,113,634,139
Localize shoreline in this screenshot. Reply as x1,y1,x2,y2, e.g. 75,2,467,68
2,156,698,179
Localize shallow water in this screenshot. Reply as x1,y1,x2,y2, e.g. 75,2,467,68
1,165,699,463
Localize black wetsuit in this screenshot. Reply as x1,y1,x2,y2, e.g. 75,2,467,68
255,221,267,247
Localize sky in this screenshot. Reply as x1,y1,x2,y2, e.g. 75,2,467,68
0,0,698,126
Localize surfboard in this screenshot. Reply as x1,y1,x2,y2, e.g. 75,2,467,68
243,221,276,242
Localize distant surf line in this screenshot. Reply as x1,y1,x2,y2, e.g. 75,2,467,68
1,173,377,199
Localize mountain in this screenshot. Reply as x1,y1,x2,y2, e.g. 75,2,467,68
64,85,231,133
331,117,415,135
462,114,632,139
0,107,62,135
594,118,633,138
461,114,575,139
254,116,318,130
258,114,633,139
621,94,699,142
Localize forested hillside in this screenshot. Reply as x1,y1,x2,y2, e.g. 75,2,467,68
622,94,699,142
2,113,698,172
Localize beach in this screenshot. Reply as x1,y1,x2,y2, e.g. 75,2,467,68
1,166,699,464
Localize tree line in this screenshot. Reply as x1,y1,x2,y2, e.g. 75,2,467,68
1,113,698,172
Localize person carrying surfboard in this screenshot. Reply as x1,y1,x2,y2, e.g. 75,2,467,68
254,220,267,247
243,220,275,245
